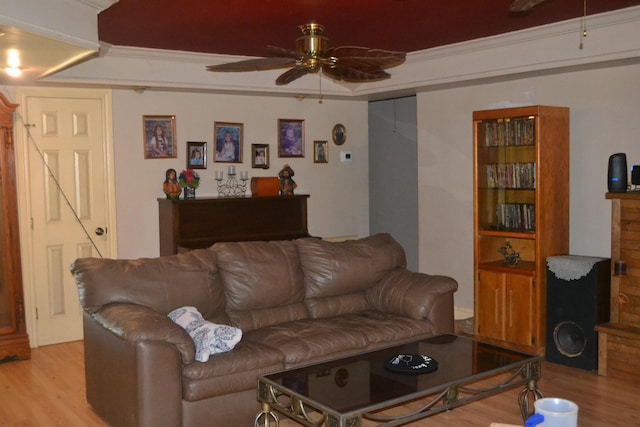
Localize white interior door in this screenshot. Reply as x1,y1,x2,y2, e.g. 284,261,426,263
18,90,115,346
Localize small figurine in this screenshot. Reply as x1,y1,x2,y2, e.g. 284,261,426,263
498,241,522,266
278,164,297,196
163,168,181,199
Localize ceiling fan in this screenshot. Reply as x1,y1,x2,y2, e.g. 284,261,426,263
206,23,406,86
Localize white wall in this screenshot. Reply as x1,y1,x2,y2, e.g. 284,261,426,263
417,62,640,313
111,90,369,258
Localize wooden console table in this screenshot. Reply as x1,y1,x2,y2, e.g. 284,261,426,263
595,192,640,379
158,195,310,255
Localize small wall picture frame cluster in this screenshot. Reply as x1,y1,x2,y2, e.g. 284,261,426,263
314,140,328,163
251,144,270,169
143,116,331,167
214,122,243,163
278,119,304,158
186,141,207,169
143,115,176,159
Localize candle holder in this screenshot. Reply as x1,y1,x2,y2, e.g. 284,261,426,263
215,170,248,197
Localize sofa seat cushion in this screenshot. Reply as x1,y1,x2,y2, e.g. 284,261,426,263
181,339,283,400
330,311,436,344
243,318,370,365
214,240,308,331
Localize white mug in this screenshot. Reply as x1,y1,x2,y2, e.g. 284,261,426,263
525,398,578,427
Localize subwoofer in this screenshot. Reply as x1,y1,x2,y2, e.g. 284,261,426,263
545,256,610,371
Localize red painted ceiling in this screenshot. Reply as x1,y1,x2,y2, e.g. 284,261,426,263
98,0,640,57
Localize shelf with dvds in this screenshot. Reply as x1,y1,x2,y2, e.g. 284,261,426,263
473,105,569,355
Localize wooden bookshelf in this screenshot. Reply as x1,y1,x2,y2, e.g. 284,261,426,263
473,106,570,355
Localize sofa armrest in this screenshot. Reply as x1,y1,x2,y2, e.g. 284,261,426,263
366,269,458,333
92,303,195,363
83,304,194,427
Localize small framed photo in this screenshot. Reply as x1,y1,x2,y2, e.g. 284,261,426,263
143,115,176,159
186,141,207,169
313,141,328,163
251,144,270,169
278,119,304,158
214,122,243,163
332,123,346,146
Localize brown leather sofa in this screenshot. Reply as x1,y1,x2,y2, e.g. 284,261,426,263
71,233,458,427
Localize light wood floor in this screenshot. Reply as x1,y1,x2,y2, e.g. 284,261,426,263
1,340,639,427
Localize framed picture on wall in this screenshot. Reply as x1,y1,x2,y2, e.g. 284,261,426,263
214,122,243,163
278,119,304,158
143,115,176,159
186,141,207,169
313,140,328,163
251,144,270,169
332,123,346,146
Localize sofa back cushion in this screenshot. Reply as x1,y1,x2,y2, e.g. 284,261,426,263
213,240,308,331
295,233,407,317
71,249,226,321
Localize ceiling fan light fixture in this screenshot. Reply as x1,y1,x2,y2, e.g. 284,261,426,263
296,24,328,59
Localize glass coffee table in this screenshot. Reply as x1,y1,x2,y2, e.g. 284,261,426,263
255,334,542,427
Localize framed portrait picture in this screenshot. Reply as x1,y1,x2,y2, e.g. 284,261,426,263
186,141,207,169
278,119,304,158
143,115,176,159
214,122,243,163
332,123,346,146
251,144,270,169
313,140,328,164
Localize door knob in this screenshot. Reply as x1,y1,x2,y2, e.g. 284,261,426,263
95,227,105,236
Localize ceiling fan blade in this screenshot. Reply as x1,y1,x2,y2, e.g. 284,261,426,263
275,66,313,85
326,47,406,69
322,63,391,83
207,57,296,72
266,45,300,59
509,0,548,12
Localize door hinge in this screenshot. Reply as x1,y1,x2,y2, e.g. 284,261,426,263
35,307,39,320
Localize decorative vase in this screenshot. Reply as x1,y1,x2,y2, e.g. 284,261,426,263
183,186,196,199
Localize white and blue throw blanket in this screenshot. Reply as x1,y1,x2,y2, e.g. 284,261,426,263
168,306,242,362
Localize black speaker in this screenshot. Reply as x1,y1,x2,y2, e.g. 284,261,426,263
545,256,610,371
608,153,627,192
632,165,640,186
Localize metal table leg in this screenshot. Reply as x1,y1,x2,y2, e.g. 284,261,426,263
255,402,279,427
517,361,543,422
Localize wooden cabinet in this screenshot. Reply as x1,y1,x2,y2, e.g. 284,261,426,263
0,93,30,361
476,270,534,347
596,192,640,379
158,195,310,256
473,106,569,355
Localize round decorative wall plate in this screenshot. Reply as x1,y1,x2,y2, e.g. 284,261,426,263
332,124,346,145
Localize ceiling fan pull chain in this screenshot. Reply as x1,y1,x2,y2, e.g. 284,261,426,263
580,0,587,50
318,70,323,104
